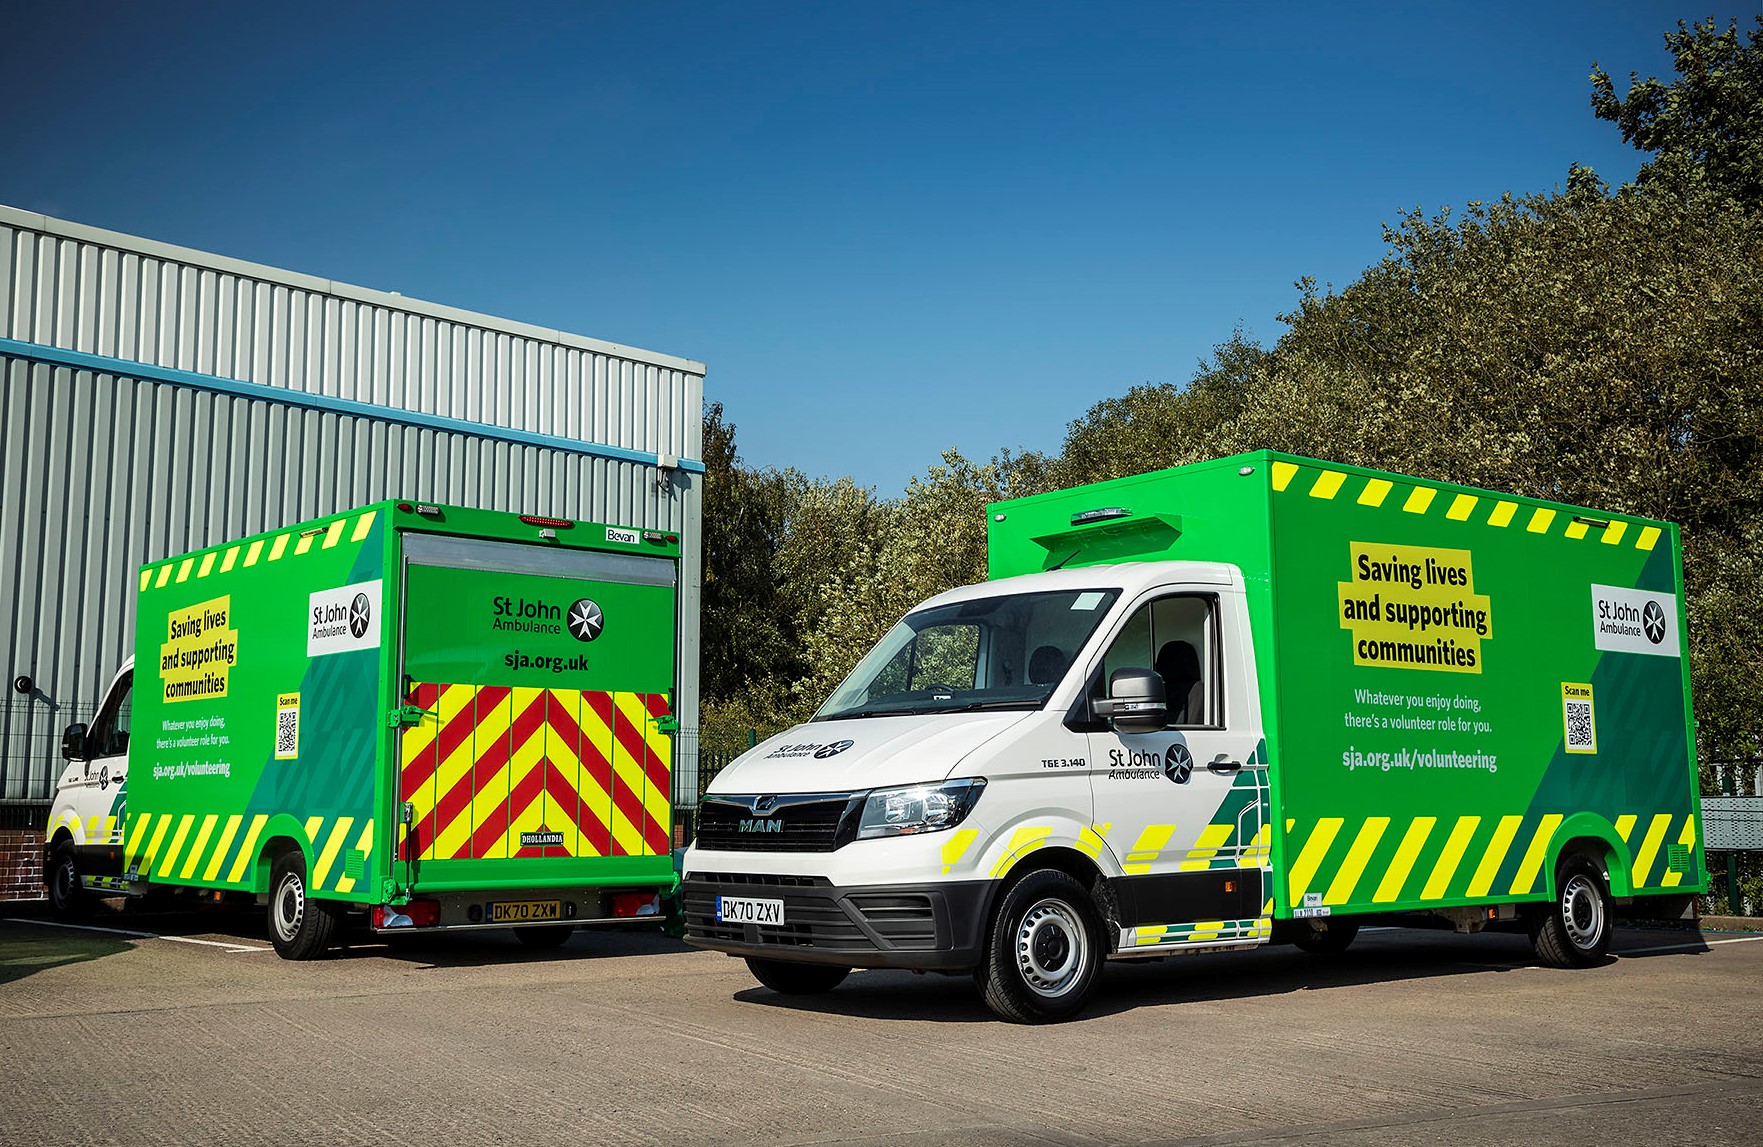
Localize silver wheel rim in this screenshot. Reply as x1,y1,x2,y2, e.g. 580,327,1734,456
1561,873,1604,950
273,872,305,943
1014,897,1090,998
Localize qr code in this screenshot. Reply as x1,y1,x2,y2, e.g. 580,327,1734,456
275,708,298,757
1565,700,1594,750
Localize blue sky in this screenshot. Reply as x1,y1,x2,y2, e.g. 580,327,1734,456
1,2,1740,494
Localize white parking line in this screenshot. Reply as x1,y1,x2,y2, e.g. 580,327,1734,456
1619,934,1763,956
4,916,270,953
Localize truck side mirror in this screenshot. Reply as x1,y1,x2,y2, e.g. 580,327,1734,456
61,723,89,762
1093,668,1167,735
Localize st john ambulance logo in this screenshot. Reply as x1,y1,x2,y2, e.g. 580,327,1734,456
349,592,372,639
567,599,603,642
1642,600,1667,645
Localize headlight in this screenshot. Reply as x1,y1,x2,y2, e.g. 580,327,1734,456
856,778,986,840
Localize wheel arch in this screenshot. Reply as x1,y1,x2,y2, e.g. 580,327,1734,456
1547,816,1629,898
990,845,1115,941
256,832,310,894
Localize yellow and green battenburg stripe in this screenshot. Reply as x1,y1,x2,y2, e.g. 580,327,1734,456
1284,809,1698,907
122,811,374,894
139,509,380,592
1269,460,1664,551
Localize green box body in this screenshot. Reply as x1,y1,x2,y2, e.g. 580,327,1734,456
125,502,681,906
989,451,1704,917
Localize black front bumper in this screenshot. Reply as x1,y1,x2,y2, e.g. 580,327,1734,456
682,871,991,970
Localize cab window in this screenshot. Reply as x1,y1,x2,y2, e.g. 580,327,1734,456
88,671,133,757
1098,596,1218,727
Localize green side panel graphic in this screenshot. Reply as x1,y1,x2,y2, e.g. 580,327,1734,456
1264,458,1700,913
128,507,390,895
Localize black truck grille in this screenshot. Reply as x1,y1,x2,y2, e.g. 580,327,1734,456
683,874,939,952
694,793,861,853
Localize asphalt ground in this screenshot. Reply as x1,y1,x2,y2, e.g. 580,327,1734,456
2,902,1760,1147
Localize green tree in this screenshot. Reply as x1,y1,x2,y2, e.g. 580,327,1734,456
699,402,798,705
1590,15,1763,205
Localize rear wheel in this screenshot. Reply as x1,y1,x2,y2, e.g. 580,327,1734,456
1531,854,1611,967
514,925,576,949
745,957,851,995
1292,918,1360,955
46,840,89,919
268,851,340,960
977,869,1102,1023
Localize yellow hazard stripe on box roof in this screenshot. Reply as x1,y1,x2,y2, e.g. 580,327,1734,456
1269,461,1665,552
138,510,378,591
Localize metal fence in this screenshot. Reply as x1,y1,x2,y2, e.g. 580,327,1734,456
1703,758,1762,917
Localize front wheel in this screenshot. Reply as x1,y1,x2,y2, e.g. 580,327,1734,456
1530,854,1612,968
745,957,851,995
46,841,89,919
267,851,340,960
977,869,1102,1023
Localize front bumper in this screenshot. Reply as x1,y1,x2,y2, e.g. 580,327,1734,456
682,871,991,970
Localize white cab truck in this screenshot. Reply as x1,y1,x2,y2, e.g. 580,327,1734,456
680,453,1702,1021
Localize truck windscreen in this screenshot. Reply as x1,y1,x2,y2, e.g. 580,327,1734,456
814,588,1121,721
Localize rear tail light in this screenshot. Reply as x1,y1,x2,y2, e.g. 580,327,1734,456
610,891,662,918
374,899,441,929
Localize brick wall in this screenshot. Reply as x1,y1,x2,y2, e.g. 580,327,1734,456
0,829,45,903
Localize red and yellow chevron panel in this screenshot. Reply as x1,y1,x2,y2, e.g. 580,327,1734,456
399,683,672,862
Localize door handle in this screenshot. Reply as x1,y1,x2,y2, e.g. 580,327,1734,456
1207,755,1242,775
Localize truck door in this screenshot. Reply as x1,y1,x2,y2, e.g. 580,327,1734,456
396,534,678,881
1086,591,1271,951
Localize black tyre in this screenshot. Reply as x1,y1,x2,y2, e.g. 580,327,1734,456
46,840,89,919
1530,854,1611,968
1292,918,1360,955
745,957,851,995
267,851,340,960
977,869,1102,1023
514,924,576,949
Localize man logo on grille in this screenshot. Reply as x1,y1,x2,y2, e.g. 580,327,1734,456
349,592,372,639
1642,600,1667,645
567,599,603,642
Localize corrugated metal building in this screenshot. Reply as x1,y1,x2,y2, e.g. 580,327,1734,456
0,204,706,888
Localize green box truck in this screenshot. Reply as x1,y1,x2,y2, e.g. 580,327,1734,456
47,500,682,958
682,452,1705,1021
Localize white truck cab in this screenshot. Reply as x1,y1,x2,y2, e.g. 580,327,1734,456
683,563,1269,1022
45,660,136,913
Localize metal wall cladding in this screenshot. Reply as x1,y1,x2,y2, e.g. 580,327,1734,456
0,208,704,808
